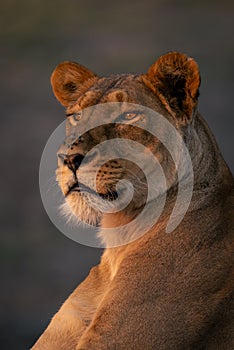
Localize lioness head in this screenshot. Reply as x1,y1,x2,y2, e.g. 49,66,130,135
51,52,200,237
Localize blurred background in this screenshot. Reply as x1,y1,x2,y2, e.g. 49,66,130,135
1,0,233,348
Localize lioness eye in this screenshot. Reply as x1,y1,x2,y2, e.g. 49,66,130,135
124,112,137,120
67,113,82,126
73,113,81,121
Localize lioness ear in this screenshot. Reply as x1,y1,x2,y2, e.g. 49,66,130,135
143,52,200,124
50,61,98,106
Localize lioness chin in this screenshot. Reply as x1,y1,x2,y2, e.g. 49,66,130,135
32,52,233,350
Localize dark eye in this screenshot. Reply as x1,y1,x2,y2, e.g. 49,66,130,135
67,113,82,126
124,112,138,120
73,113,81,121
115,111,143,123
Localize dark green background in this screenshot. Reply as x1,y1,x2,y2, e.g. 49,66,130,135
1,1,233,349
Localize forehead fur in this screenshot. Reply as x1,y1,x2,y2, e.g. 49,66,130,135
66,74,163,115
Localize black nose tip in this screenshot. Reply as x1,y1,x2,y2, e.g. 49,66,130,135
58,153,84,172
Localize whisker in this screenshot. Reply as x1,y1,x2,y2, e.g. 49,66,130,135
43,175,61,195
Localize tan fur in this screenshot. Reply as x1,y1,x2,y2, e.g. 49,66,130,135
51,61,98,106
32,52,234,349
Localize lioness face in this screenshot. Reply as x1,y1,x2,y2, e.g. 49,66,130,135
55,80,166,226
51,53,200,228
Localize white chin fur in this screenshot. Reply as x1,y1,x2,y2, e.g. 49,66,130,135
59,197,101,227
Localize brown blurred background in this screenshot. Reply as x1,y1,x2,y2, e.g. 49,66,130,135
0,0,233,349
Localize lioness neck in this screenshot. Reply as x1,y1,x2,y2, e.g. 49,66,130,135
100,112,233,279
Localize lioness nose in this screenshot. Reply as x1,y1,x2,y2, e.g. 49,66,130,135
58,153,84,172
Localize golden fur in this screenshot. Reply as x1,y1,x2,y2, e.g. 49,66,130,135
32,52,234,349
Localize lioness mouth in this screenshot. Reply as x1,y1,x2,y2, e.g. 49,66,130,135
66,181,118,201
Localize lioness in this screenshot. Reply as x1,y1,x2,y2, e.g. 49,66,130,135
33,52,233,349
